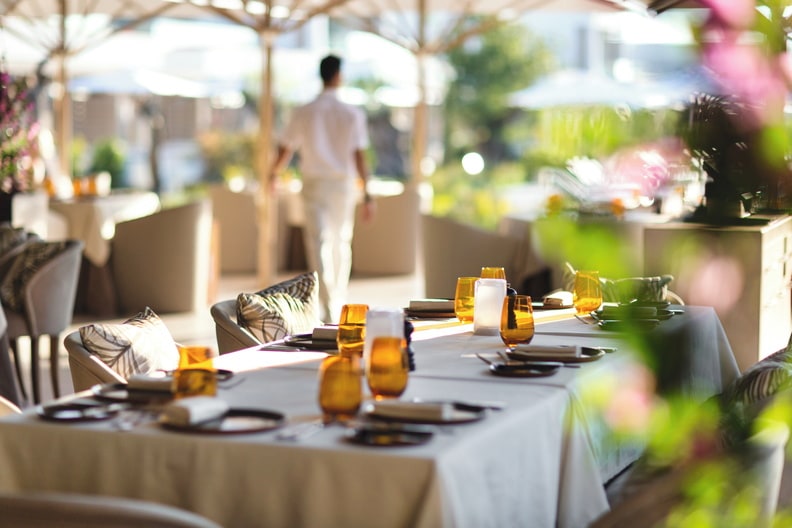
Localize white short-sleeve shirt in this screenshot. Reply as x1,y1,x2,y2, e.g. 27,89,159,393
281,89,369,181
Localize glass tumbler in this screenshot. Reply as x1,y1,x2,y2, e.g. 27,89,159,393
573,271,603,314
366,336,409,400
500,295,535,349
318,355,362,423
337,303,368,358
454,277,477,323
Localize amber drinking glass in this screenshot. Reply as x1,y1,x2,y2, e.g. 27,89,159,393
573,271,603,314
318,355,362,423
500,295,535,349
454,277,477,323
337,304,368,357
481,267,506,280
366,336,409,400
172,345,217,398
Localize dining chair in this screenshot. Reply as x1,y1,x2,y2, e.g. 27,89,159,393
595,420,789,527
210,299,260,355
62,330,125,393
3,239,83,404
0,395,21,416
0,491,222,528
111,199,213,314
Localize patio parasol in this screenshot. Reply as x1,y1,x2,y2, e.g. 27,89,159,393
0,0,212,178
331,0,654,184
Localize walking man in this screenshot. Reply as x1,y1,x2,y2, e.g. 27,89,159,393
269,54,374,322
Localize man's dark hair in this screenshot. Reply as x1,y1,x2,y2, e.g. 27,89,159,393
320,55,341,84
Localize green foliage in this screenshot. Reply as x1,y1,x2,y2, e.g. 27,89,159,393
429,162,523,230
197,130,257,183
517,105,680,178
444,18,554,163
88,138,126,188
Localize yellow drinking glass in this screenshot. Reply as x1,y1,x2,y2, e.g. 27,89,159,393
337,304,368,357
500,295,535,349
172,345,217,398
454,276,477,323
366,336,409,400
318,355,362,423
573,271,603,314
481,267,506,280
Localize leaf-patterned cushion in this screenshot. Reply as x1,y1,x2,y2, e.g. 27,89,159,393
0,223,30,255
0,240,68,312
562,262,673,304
79,307,180,379
236,272,321,343
727,346,792,406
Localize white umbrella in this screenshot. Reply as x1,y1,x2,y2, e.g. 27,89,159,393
0,0,213,177
331,0,652,186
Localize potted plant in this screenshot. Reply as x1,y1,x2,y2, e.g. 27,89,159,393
0,67,38,221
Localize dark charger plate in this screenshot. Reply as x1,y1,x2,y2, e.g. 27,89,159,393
345,423,434,447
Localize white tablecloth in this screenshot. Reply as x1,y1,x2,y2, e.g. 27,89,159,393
0,306,739,528
49,191,160,266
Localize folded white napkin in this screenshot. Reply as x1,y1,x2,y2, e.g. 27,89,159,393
126,373,174,393
368,401,453,421
312,325,338,341
543,291,573,308
408,298,454,311
511,344,581,358
160,396,229,427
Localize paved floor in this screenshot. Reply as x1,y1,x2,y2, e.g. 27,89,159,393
13,271,425,407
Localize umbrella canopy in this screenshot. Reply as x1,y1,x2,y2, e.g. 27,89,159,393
331,0,652,185
508,68,708,109
0,0,214,177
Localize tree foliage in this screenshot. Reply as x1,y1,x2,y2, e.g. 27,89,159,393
443,19,554,164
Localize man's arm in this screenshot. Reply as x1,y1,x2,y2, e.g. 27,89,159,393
268,144,293,190
354,149,375,222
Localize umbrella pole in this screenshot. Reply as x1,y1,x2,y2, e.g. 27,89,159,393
256,32,277,288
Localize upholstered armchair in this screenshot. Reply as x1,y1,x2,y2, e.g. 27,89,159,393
2,239,83,403
210,299,261,355
63,331,125,393
111,199,214,314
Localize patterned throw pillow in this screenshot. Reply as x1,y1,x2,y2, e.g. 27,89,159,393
236,272,321,343
79,307,180,379
727,347,792,406
0,224,30,255
562,262,673,304
0,240,68,312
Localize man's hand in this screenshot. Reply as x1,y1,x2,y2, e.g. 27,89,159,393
361,199,376,222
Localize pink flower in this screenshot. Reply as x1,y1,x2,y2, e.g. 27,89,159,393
698,0,756,30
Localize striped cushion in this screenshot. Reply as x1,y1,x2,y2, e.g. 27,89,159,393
562,262,673,304
236,272,321,343
79,307,180,379
729,347,792,406
0,240,68,312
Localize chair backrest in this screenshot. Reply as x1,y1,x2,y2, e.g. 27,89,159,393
111,200,213,314
210,299,261,355
63,331,125,392
593,420,790,527
0,491,222,528
0,395,21,416
422,214,526,299
8,239,84,338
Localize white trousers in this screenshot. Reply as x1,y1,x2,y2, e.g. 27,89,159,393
300,178,357,323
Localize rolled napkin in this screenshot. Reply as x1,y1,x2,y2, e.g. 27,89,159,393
312,325,338,342
542,291,573,308
599,305,657,319
511,344,582,358
126,373,174,393
160,396,230,427
408,298,455,312
367,400,453,421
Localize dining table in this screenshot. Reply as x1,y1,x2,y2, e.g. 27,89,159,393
0,305,739,527
48,190,161,316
